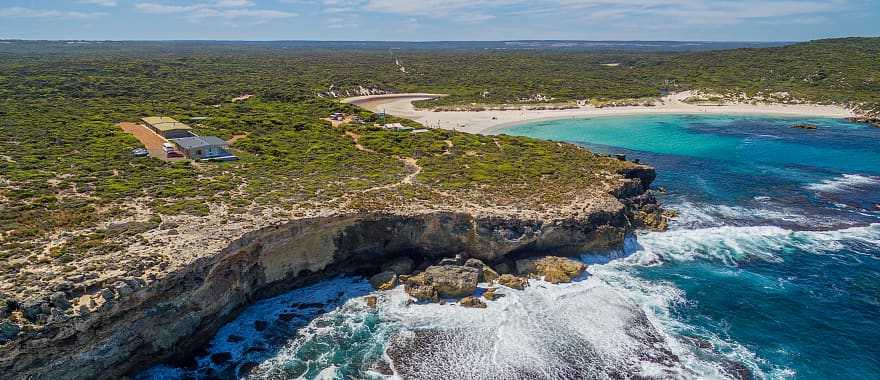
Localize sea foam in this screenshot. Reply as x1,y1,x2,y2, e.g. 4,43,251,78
806,174,880,193
626,224,880,267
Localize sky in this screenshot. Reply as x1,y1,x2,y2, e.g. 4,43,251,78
0,0,878,41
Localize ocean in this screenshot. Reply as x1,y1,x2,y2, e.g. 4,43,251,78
141,114,880,379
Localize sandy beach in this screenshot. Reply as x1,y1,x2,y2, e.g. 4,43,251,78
343,91,856,134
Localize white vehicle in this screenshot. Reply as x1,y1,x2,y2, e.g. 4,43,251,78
162,143,175,152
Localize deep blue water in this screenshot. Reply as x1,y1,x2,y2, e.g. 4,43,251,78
142,114,880,380
504,114,880,379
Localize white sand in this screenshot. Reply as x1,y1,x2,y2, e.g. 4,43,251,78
343,91,855,135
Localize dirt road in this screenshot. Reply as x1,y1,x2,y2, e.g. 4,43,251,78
117,122,185,161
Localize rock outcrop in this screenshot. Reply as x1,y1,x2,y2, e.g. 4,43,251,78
497,274,530,290
459,296,487,309
369,271,398,291
403,265,480,300
516,256,586,284
846,116,880,128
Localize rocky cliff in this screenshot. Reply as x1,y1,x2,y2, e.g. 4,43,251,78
1,167,660,380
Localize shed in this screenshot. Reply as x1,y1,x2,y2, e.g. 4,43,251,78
170,136,235,160
142,117,194,139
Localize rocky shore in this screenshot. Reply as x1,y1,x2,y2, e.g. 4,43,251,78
846,115,880,128
0,164,664,380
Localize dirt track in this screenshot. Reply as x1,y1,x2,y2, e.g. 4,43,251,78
117,122,185,161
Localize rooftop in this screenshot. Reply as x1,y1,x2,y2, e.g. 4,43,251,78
170,136,228,150
142,117,193,132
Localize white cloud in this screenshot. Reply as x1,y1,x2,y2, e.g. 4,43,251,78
77,0,119,6
307,0,851,27
134,1,297,22
0,6,107,19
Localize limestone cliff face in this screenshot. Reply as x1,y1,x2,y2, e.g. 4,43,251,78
1,169,657,380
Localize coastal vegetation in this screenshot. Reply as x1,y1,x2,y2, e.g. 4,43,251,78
0,36,876,330
1,36,877,379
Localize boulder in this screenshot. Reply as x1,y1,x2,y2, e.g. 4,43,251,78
369,271,398,291
482,288,501,301
423,265,479,298
403,265,479,300
404,284,438,302
497,274,529,290
364,296,378,308
516,256,586,284
459,296,487,309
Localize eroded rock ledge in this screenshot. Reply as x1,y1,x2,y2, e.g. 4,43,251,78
1,168,661,380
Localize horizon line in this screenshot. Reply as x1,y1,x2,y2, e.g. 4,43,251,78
0,38,820,43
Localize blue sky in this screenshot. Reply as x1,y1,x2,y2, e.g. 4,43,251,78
0,0,877,41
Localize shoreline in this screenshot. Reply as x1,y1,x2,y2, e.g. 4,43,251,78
342,92,857,134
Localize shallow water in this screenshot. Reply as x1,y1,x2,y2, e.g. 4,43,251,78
141,115,880,380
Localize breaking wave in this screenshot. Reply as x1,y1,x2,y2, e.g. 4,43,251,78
140,225,880,380
623,224,880,267
806,174,880,193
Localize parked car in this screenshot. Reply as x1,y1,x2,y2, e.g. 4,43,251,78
162,142,175,152
166,150,184,158
131,148,149,157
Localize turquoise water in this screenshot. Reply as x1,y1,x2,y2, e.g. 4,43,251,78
505,114,880,379
141,114,880,380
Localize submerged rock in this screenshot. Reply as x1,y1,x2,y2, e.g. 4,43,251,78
210,352,232,364
369,271,398,291
459,296,487,309
721,359,753,380
791,124,818,130
497,274,529,290
516,256,586,284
